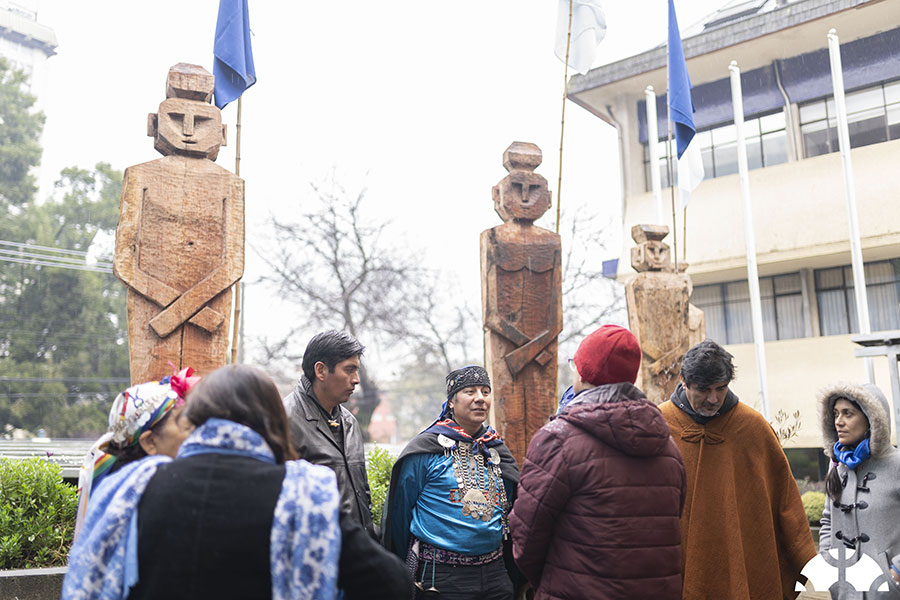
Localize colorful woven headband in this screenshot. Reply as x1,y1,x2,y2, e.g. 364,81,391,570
75,367,200,539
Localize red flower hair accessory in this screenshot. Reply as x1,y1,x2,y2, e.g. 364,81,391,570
168,363,201,406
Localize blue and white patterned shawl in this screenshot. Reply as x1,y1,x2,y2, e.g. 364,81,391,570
62,418,342,600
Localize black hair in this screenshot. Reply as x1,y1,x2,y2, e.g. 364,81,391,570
681,339,735,388
185,365,297,464
825,397,869,500
301,330,365,382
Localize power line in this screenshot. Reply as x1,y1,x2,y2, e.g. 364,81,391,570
0,376,129,384
0,239,95,258
2,392,117,400
0,254,113,273
0,239,113,273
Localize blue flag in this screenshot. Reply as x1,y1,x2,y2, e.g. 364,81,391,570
667,0,695,159
213,0,256,109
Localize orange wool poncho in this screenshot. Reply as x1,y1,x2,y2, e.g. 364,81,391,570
660,400,816,600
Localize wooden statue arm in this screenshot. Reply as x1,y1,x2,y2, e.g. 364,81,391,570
149,178,245,337
484,312,531,346
113,172,181,307
149,267,237,336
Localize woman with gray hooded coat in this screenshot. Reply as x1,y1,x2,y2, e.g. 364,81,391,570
819,381,900,598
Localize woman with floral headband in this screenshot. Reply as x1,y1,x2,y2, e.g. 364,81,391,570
73,366,200,537
64,364,412,600
382,365,520,600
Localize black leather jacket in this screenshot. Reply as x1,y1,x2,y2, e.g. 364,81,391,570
283,375,375,535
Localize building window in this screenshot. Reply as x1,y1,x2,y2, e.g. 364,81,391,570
644,111,788,191
691,273,805,345
799,79,900,158
814,259,900,335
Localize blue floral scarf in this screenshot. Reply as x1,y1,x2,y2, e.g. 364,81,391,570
62,418,341,600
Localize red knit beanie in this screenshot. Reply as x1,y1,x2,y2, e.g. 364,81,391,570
573,325,642,386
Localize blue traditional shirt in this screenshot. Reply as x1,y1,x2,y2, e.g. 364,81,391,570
393,451,504,556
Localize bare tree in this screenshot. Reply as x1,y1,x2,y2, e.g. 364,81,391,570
255,176,425,435
405,272,481,373
551,210,627,393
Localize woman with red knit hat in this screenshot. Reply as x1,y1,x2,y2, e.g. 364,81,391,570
509,324,686,600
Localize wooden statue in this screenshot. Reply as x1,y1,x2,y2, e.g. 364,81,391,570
625,224,704,404
114,63,244,383
481,142,562,465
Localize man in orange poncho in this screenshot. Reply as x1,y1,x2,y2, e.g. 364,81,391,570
660,340,815,600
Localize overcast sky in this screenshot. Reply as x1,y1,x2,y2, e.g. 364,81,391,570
32,0,727,372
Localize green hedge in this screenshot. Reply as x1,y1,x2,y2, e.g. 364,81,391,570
0,457,77,569
801,490,826,526
366,446,396,526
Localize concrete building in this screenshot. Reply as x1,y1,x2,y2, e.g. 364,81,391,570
568,0,900,458
0,0,56,108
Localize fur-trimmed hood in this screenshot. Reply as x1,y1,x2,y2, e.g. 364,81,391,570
818,381,892,459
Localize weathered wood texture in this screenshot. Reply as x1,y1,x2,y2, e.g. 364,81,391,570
114,64,244,384
625,225,704,404
481,142,562,466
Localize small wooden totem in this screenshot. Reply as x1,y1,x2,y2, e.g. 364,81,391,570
481,142,562,465
114,63,244,383
625,224,704,404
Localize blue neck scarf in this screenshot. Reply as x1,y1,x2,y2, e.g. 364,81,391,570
833,437,871,469
63,418,341,600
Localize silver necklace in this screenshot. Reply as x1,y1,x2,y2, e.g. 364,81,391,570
438,434,510,535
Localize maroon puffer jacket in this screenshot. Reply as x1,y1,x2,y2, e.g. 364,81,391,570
509,382,685,600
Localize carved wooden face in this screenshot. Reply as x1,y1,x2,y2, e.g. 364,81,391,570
153,98,224,159
492,171,551,222
631,240,672,272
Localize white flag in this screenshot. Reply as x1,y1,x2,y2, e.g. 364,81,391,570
677,140,704,209
555,0,607,75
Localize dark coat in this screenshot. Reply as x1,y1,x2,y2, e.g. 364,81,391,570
128,453,413,600
283,375,375,535
509,382,686,600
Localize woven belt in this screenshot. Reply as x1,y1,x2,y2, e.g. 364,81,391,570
418,539,502,566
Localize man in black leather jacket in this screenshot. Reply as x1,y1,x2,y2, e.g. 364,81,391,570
282,330,375,535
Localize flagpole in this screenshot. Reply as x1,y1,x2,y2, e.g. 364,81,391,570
730,61,769,418
645,86,664,225
556,0,574,234
230,96,243,364
667,132,678,272
828,28,874,384
666,28,678,272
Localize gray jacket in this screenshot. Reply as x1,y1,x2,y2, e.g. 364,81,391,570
283,375,375,535
819,381,900,598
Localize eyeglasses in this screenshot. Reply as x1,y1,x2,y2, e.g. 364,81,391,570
567,358,577,373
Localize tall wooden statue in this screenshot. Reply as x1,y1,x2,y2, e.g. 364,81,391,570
114,63,244,383
481,142,562,465
625,224,704,404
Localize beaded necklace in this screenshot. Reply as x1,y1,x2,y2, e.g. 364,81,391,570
438,434,510,536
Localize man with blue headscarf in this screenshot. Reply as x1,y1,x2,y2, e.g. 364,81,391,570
382,365,520,600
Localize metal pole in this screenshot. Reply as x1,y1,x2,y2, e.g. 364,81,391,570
730,61,770,418
828,29,874,384
645,86,663,225
888,349,900,444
